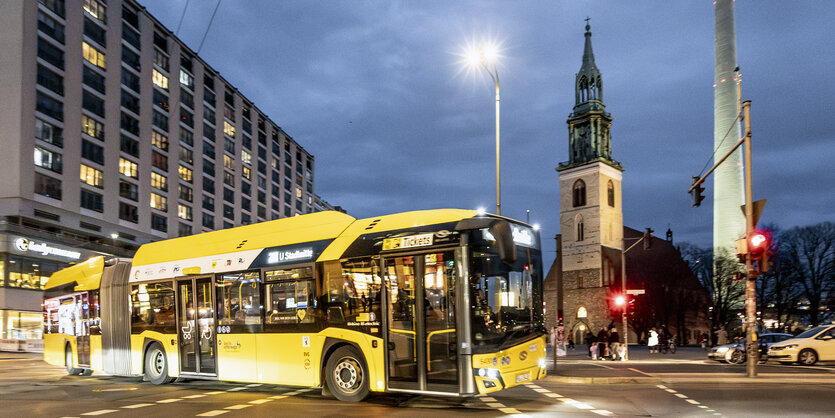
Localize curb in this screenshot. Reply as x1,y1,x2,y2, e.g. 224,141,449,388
545,375,662,384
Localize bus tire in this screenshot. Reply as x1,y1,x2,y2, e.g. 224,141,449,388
325,345,370,402
144,342,174,385
65,345,83,376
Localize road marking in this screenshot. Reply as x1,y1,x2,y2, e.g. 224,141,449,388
674,393,688,399
497,407,521,414
204,391,225,395
196,411,229,417
486,402,504,408
656,384,668,389
544,393,563,398
248,399,272,404
183,394,208,399
226,387,247,392
122,403,154,409
590,362,616,370
480,396,497,402
80,411,119,416
665,389,677,393
628,367,654,377
270,395,287,400
686,399,700,405
592,410,614,416
92,387,138,392
157,398,182,403
245,384,262,387
699,405,709,409
224,405,252,410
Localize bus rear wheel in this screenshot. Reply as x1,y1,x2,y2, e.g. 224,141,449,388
145,342,174,385
65,346,83,376
325,345,370,402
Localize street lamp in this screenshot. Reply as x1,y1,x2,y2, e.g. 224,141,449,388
466,43,502,216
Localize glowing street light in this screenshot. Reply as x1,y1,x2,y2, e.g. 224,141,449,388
464,42,502,216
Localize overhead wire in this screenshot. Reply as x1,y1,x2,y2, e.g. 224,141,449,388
175,0,190,36
197,0,223,54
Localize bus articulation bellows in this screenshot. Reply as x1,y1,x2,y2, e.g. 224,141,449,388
43,209,546,401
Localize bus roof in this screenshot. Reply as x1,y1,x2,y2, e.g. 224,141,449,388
44,256,105,291
132,211,357,267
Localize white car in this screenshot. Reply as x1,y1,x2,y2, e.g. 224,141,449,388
707,333,792,363
768,325,835,365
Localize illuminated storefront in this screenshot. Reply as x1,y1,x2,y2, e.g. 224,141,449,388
0,233,104,351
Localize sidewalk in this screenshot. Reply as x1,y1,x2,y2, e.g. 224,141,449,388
543,344,835,385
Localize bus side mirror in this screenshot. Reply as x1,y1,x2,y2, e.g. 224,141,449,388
489,221,517,266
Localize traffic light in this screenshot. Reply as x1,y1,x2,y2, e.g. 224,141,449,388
614,295,626,307
747,229,772,275
643,228,654,250
691,176,706,207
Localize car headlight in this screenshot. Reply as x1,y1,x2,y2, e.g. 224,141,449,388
716,347,729,353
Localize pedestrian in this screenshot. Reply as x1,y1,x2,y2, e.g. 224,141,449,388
699,332,708,350
648,329,659,353
597,328,609,360
568,335,575,350
609,328,620,361
585,330,597,358
716,326,729,346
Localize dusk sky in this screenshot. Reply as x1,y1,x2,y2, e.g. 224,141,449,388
142,1,835,266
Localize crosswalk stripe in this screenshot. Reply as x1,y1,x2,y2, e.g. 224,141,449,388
122,403,153,409
196,410,229,416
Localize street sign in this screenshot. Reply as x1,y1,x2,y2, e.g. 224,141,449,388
740,199,767,228
626,289,645,295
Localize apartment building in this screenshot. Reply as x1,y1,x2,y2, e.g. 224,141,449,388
0,0,330,348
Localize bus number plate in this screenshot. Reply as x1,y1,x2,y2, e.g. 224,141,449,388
515,372,530,383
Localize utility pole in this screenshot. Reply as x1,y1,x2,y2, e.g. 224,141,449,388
554,234,563,372
741,100,757,376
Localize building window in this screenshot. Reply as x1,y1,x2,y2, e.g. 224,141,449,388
38,10,65,44
34,172,62,200
121,112,139,136
152,111,168,131
150,172,167,192
121,25,140,50
223,205,234,220
119,158,138,178
203,177,215,194
241,181,251,196
37,64,63,95
203,159,216,177
224,138,235,154
577,306,587,318
178,165,193,183
242,166,251,180
80,164,103,188
150,193,167,211
120,134,139,157
153,88,169,111
180,107,194,128
178,204,192,221
204,89,216,106
151,214,167,232
223,155,234,171
203,122,215,139
81,140,104,165
80,189,103,212
223,121,236,137
202,195,214,211
179,69,194,90
241,150,252,165
152,131,168,151
121,68,139,93
119,202,138,223
180,128,194,146
82,0,106,24
36,91,63,121
82,42,105,69
35,118,63,147
37,36,64,70
576,215,584,242
203,107,215,124
152,151,168,171
223,172,234,187
82,91,104,117
178,222,191,237
607,180,615,207
180,89,194,109
34,145,62,174
202,212,214,229
122,5,138,28
119,180,138,201
152,69,168,90
121,47,140,71
41,0,66,18
120,89,139,114
572,179,586,207
179,147,193,165
179,184,193,202
223,188,234,203
84,18,106,47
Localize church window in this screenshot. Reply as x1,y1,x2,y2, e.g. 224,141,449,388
573,180,586,207
577,306,587,318
575,215,584,242
607,180,615,207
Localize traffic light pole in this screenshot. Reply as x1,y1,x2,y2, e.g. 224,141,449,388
742,100,758,377
620,232,650,361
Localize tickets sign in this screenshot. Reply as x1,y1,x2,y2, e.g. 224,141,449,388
382,233,433,251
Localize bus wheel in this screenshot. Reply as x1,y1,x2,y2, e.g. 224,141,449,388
145,342,174,385
65,346,83,376
326,346,370,402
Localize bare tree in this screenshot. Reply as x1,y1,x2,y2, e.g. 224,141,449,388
779,222,835,326
679,244,745,331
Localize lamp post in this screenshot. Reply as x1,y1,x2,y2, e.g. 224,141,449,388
466,45,501,216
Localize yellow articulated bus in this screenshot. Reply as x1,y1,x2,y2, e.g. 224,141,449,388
43,209,546,401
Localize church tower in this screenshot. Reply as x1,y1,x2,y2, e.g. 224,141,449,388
556,22,625,343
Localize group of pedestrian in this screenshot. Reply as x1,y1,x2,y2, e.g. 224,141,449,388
585,328,623,361
647,326,671,353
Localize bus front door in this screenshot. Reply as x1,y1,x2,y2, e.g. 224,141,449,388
177,277,217,375
384,251,458,393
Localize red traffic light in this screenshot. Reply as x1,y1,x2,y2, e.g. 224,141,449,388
748,231,769,258
614,295,626,307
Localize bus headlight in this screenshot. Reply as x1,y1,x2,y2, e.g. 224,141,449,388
539,358,547,369
478,368,500,379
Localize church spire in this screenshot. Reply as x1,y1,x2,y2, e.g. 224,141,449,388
575,19,603,112
580,18,598,78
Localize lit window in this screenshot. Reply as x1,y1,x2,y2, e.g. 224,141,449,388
151,172,167,191
82,0,106,24
82,42,105,69
80,164,103,188
152,69,169,90
150,193,167,211
242,166,251,180
179,70,194,90
223,154,234,170
152,131,168,151
178,165,193,183
241,150,252,165
178,204,192,221
295,187,302,198
223,121,236,137
119,158,138,179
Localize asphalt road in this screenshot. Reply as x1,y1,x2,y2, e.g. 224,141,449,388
1,350,833,417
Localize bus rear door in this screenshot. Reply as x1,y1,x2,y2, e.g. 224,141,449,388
176,276,217,376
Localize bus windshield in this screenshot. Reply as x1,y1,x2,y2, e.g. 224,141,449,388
470,228,544,353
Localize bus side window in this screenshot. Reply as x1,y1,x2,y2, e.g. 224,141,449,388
323,258,381,329
264,266,315,326
216,271,262,332
130,283,176,333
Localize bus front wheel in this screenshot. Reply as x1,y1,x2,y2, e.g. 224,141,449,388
145,342,174,385
325,345,370,402
65,346,83,376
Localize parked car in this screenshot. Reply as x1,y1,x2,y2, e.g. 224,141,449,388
725,333,793,363
707,333,792,363
768,325,835,365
